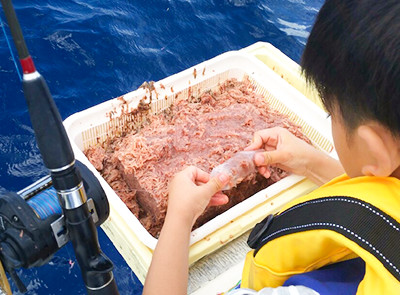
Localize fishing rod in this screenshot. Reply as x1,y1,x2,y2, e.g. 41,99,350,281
0,0,119,294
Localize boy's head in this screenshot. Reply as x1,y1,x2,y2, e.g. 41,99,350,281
301,0,400,177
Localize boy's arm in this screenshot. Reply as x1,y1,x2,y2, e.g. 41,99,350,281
302,148,343,185
142,210,192,295
142,167,229,295
246,127,344,186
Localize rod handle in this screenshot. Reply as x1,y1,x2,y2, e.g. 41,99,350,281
23,74,75,170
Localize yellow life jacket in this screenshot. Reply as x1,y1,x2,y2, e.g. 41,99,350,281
241,174,400,294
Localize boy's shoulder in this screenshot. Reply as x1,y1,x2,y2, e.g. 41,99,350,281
242,176,400,294
282,174,400,214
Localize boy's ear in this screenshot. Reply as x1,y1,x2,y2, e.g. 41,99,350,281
357,124,399,176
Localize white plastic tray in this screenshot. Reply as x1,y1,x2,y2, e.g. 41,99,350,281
64,50,333,250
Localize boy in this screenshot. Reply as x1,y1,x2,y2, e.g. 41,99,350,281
143,0,400,294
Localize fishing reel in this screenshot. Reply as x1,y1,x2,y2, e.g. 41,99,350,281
0,161,109,293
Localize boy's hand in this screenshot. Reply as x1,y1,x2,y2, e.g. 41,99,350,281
245,127,316,179
168,166,230,226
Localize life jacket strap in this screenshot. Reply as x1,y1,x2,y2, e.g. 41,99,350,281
247,196,400,281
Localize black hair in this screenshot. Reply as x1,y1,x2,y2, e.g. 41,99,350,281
301,0,400,135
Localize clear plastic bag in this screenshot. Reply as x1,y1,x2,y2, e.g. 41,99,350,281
210,150,263,190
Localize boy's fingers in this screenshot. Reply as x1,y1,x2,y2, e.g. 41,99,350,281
183,166,210,183
202,174,230,195
258,166,267,174
254,151,282,167
208,193,229,207
258,166,271,178
245,133,264,151
193,167,210,183
266,135,278,148
244,141,259,151
263,152,272,165
254,152,269,166
245,129,280,151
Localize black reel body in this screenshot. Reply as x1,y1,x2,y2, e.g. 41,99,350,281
0,161,109,292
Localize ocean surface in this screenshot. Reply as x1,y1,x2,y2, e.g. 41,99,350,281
0,0,323,294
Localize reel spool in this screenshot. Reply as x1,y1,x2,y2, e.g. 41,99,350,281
0,161,109,292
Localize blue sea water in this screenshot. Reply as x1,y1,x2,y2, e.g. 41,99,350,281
0,0,323,294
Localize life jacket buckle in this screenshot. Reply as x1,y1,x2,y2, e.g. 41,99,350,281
247,214,274,249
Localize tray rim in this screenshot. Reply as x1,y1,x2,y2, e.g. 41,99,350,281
64,49,334,250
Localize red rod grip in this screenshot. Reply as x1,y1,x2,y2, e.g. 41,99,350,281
20,56,36,74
